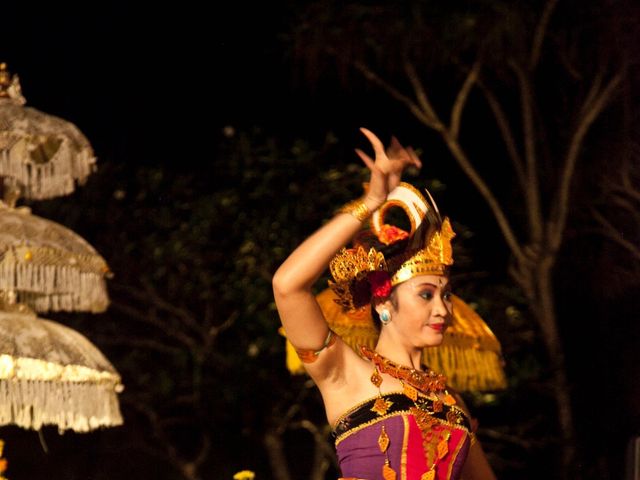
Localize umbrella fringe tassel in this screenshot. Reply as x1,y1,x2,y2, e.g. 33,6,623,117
0,378,123,433
0,263,108,313
0,144,96,200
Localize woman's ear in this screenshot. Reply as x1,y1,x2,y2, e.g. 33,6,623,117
373,297,393,315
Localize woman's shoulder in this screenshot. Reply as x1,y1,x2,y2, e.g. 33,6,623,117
314,338,382,425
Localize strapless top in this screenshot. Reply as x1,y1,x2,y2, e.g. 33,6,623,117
333,392,472,480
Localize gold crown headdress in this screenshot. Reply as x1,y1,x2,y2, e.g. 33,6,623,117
329,183,455,312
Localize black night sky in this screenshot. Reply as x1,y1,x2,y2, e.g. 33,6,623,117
1,2,639,480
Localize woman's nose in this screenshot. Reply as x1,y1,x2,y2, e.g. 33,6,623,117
432,293,449,317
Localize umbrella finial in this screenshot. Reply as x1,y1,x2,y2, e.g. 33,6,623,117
0,63,25,104
0,63,9,93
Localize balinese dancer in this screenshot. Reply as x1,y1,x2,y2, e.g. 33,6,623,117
273,128,497,480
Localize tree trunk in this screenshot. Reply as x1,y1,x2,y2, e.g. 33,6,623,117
264,431,292,480
522,259,577,479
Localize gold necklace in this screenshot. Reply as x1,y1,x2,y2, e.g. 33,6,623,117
360,345,454,402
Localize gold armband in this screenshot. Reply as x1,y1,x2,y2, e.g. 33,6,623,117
337,198,371,222
294,330,337,363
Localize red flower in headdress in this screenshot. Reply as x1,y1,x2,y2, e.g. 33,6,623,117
378,224,409,245
368,271,392,299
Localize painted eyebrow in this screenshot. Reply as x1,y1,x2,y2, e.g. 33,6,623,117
415,282,450,289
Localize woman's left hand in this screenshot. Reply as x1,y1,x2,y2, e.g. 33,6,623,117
355,128,422,207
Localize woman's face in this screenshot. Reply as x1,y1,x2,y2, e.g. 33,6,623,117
383,274,452,348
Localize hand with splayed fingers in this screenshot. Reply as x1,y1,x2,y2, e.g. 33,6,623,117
355,128,422,209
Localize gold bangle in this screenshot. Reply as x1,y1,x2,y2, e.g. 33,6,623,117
294,330,337,363
338,198,371,222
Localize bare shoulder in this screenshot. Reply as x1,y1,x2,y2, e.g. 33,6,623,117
304,334,371,387
303,336,379,426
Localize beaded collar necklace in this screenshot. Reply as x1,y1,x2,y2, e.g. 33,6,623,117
360,345,456,406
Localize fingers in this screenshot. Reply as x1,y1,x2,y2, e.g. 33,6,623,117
407,146,422,168
386,135,422,169
359,128,422,174
354,148,375,170
386,137,406,163
359,127,386,159
388,136,403,155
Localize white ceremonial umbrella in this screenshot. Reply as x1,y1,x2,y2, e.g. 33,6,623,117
0,300,122,432
0,203,110,313
0,63,96,200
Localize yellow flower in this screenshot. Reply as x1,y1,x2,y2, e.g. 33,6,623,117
233,471,255,480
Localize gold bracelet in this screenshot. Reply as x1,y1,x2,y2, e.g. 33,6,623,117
338,198,371,222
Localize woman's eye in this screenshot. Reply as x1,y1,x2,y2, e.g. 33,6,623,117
443,291,453,302
420,291,434,301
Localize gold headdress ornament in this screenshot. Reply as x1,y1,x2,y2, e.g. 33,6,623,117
328,182,455,312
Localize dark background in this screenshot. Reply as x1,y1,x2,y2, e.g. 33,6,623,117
1,1,639,479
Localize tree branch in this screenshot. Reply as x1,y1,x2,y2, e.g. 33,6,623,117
93,335,184,356
529,0,559,70
291,420,336,480
403,59,445,131
556,43,583,81
109,300,197,350
606,173,640,204
591,209,640,261
450,59,481,140
549,69,624,249
264,432,292,480
440,134,525,264
477,80,528,197
610,193,640,221
353,60,438,128
189,434,211,478
510,60,544,243
125,398,200,480
263,380,316,480
208,310,237,342
579,69,604,119
141,279,204,337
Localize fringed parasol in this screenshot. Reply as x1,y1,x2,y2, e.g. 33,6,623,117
0,63,96,200
284,288,507,392
0,202,110,313
0,300,123,432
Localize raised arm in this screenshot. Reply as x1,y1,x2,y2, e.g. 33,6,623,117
272,128,420,380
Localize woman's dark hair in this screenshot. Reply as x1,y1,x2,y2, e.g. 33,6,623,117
358,207,441,329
